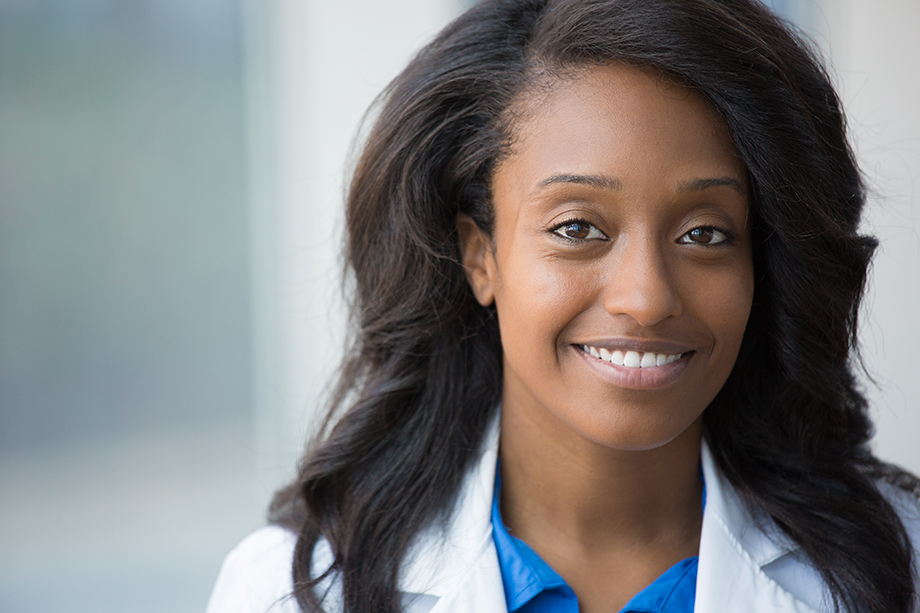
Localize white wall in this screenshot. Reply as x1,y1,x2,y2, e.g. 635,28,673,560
244,0,470,500
815,0,920,474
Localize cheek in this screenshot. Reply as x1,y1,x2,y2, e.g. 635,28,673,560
492,260,593,392
495,254,596,342
688,261,754,356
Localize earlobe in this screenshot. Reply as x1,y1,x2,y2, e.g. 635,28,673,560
456,213,496,307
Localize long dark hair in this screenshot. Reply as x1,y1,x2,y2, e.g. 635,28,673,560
270,1,918,611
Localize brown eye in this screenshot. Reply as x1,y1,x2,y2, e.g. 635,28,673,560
553,220,605,241
679,226,729,245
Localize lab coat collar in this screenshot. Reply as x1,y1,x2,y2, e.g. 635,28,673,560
398,419,819,613
696,443,819,612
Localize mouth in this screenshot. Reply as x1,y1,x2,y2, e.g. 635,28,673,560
574,342,693,390
579,344,689,368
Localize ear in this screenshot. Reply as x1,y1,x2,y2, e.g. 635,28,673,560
456,213,497,307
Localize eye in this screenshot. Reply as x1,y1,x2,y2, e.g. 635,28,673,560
551,219,607,241
678,226,732,246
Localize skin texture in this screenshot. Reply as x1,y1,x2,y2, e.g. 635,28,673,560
458,64,754,612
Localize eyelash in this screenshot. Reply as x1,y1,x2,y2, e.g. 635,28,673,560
549,218,608,242
550,219,736,246
677,225,736,246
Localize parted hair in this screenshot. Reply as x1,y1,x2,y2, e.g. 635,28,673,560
270,1,918,611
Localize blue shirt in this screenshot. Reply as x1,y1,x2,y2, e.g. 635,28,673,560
491,468,702,613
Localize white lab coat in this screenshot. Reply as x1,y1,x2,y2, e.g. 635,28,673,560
207,421,920,613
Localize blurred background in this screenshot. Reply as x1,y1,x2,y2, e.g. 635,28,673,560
0,0,917,611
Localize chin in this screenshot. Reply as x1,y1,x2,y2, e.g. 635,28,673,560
562,410,704,453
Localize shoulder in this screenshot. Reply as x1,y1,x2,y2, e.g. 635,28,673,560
876,476,920,560
206,525,300,613
698,445,920,612
876,476,920,612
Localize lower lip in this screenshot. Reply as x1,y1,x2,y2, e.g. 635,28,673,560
573,345,693,390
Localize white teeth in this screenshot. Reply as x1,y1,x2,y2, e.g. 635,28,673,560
582,345,683,369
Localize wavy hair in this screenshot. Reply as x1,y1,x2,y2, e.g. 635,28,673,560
270,1,917,611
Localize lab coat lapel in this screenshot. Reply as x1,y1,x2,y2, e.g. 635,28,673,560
696,443,818,613
398,426,821,613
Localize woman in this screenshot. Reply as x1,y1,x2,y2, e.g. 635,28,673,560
208,1,920,612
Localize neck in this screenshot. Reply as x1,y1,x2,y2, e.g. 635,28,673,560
498,404,704,555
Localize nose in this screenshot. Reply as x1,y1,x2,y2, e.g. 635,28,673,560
603,236,682,327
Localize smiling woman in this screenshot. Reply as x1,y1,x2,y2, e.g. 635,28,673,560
208,1,920,613
461,64,753,453
456,65,755,610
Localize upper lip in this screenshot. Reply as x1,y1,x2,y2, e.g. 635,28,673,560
574,337,695,355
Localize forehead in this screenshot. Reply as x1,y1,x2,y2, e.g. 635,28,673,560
497,63,747,196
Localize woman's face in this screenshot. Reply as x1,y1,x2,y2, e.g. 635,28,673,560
460,63,754,451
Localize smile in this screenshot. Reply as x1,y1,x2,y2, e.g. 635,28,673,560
580,344,683,368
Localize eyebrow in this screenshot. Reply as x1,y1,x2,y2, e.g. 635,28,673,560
676,177,748,199
535,174,623,192
532,173,748,201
